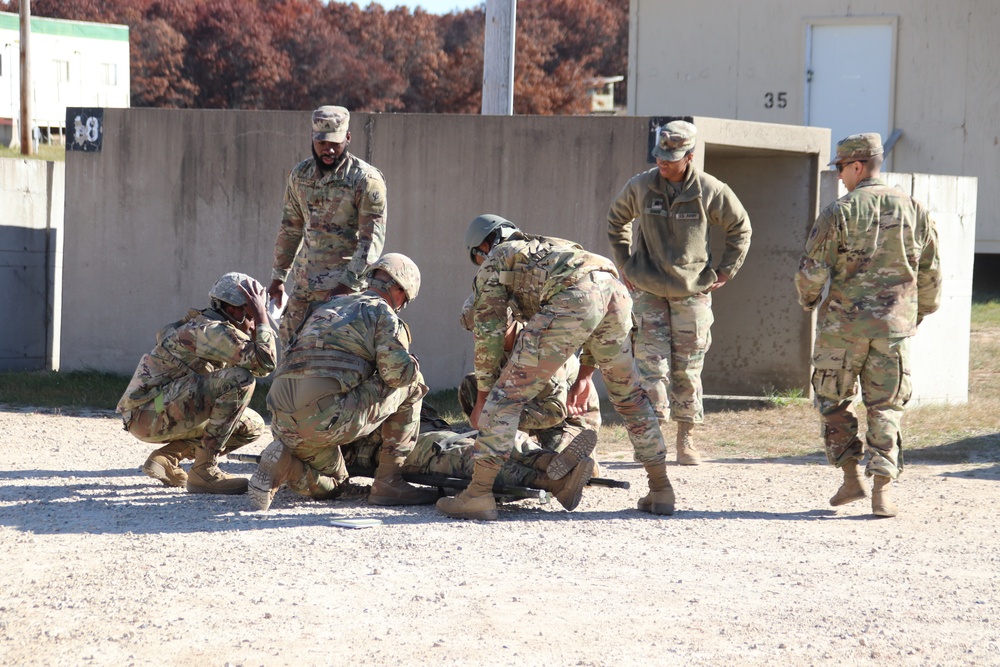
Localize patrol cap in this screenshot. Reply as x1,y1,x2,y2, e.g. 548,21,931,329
829,133,883,166
652,120,697,161
209,272,261,306
312,105,350,142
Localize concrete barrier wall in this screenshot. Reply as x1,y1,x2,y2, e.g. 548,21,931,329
0,158,64,370
56,108,971,404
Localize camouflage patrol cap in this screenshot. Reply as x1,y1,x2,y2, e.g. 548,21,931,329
368,253,421,302
312,105,350,142
829,133,883,166
209,272,261,306
652,120,697,161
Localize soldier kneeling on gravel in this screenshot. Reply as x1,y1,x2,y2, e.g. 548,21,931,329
248,253,439,511
117,272,277,495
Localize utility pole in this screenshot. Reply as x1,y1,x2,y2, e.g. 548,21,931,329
20,0,34,156
481,0,516,115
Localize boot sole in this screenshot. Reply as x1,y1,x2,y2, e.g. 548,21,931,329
142,460,186,487
247,482,276,510
555,458,595,511
246,441,287,510
546,429,598,481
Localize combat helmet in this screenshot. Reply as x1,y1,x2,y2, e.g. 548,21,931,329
209,272,259,306
465,214,519,264
367,253,421,305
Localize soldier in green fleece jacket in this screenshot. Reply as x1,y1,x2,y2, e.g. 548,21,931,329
607,120,752,465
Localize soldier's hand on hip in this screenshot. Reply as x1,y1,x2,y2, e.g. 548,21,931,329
707,271,729,292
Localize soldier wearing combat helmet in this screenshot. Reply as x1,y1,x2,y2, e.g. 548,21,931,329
249,253,439,511
436,215,674,521
117,272,276,494
268,105,388,351
796,132,941,517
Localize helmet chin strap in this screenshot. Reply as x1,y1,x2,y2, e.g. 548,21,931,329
217,300,246,325
368,277,406,311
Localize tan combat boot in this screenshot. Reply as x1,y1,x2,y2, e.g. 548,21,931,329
829,458,869,506
532,457,595,511
546,429,598,480
187,444,249,495
636,461,675,515
247,440,303,510
436,460,501,520
369,449,439,506
676,422,702,466
141,441,192,487
871,475,898,517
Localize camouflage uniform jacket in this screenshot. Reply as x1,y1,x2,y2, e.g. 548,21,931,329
116,309,277,413
795,177,942,338
607,165,752,297
275,292,418,391
471,235,617,392
272,152,387,293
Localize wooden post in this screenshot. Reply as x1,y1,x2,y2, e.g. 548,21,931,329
20,0,34,156
481,0,516,115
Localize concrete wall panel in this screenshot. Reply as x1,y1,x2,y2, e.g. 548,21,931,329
60,109,832,398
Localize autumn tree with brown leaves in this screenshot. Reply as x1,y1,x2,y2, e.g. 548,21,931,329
0,0,628,114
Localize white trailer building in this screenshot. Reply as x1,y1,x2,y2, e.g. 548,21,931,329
626,0,999,253
0,11,129,147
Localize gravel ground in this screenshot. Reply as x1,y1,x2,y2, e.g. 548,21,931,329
1,407,998,667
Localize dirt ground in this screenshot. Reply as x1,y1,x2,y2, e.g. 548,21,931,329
1,407,998,667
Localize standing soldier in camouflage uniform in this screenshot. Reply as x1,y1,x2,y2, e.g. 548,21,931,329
436,215,675,521
267,105,387,349
608,120,752,465
117,273,277,495
248,253,439,511
796,133,941,518
457,294,601,456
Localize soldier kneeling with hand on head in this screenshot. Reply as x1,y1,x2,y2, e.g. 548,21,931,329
118,272,277,495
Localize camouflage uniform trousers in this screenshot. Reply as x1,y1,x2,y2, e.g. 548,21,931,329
811,333,911,479
476,272,665,466
268,373,428,499
458,372,601,451
123,367,265,455
632,289,714,425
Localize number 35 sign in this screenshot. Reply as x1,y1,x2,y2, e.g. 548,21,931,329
66,107,104,152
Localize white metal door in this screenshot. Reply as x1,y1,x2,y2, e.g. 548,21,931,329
806,22,895,163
